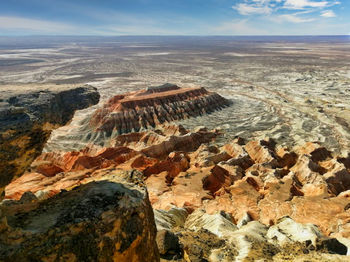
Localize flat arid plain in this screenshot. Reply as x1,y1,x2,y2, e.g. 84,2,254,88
1,36,349,153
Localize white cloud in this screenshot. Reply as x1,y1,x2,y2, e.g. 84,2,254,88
232,0,341,24
320,9,336,17
283,0,329,9
277,13,315,22
0,15,183,35
0,16,76,33
234,3,272,15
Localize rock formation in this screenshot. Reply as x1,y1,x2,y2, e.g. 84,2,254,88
153,208,348,261
0,84,100,198
5,125,218,200
0,84,161,262
0,171,159,262
90,83,230,135
54,84,231,149
3,82,350,261
6,122,350,260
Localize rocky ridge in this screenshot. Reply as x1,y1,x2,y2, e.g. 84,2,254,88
0,84,100,199
0,85,160,262
46,83,231,151
6,122,350,261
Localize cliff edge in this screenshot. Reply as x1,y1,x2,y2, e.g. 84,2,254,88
0,84,100,198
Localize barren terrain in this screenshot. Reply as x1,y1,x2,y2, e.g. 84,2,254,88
1,36,349,153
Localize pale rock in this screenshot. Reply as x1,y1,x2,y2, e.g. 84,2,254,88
184,209,238,238
267,216,322,246
237,212,252,228
154,207,188,231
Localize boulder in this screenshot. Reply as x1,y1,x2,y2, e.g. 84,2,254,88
156,229,182,259
0,171,159,261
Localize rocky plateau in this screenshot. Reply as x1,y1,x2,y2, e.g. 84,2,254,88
46,83,231,150
1,36,350,261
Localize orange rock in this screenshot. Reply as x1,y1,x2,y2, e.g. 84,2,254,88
290,155,326,185
130,155,158,170
244,139,280,168
295,142,332,163
289,196,349,235
324,161,350,195
258,177,298,225
202,165,235,194
205,180,262,222
190,144,231,167
150,167,213,210
145,171,169,205
33,161,64,177
276,146,298,168
144,152,190,183
220,140,254,170
222,141,245,158
301,182,329,197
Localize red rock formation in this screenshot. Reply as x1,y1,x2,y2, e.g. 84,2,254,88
89,84,231,136
6,124,350,240
5,125,218,200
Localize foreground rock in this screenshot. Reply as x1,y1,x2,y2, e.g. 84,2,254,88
0,84,100,198
0,170,159,261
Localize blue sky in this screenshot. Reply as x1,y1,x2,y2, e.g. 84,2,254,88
0,0,348,35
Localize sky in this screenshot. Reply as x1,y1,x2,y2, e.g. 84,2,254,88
0,0,348,36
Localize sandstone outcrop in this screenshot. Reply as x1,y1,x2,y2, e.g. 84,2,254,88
60,84,231,148
0,84,100,198
5,125,218,201
6,122,350,261
0,170,159,262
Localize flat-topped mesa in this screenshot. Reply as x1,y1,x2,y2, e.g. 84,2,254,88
89,84,231,136
140,83,180,95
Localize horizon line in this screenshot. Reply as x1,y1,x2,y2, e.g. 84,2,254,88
0,34,349,37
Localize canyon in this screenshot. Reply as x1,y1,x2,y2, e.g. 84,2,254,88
1,36,350,261
3,84,350,260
